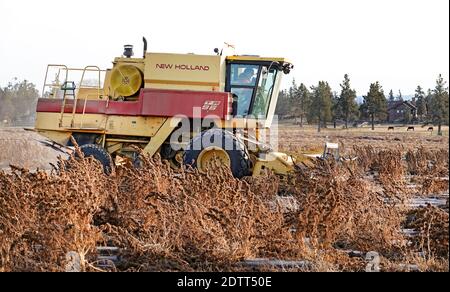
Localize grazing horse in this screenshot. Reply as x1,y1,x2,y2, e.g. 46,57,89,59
407,127,415,132
388,127,395,131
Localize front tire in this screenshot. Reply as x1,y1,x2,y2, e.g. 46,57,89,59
184,129,251,178
78,144,114,175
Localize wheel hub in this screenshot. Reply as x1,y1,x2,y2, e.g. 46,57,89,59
197,147,231,172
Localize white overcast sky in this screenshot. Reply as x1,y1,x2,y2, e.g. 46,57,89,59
0,0,448,96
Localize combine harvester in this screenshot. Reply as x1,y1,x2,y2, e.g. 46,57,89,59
32,40,342,271
34,38,329,177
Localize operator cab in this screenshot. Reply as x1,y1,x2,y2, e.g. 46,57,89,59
225,56,293,121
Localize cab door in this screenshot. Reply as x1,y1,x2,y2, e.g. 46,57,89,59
225,62,261,117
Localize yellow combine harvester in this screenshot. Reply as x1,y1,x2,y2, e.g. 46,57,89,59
35,39,295,177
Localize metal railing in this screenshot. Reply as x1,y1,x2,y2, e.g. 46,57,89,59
73,66,103,128
42,65,106,129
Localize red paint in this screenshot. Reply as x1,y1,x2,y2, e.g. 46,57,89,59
36,88,231,119
139,89,230,118
36,99,141,116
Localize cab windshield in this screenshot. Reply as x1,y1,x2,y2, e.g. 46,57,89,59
227,63,278,118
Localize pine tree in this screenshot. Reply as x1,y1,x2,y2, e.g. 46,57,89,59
360,82,388,130
0,88,6,122
426,89,433,121
396,90,403,101
414,86,426,122
288,79,298,116
337,74,359,128
275,89,290,118
310,81,333,132
296,83,310,127
388,90,395,102
332,92,341,129
430,74,449,136
403,108,412,124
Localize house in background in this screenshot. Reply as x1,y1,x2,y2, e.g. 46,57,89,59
387,101,417,123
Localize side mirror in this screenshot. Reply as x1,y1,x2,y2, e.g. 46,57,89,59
282,63,294,74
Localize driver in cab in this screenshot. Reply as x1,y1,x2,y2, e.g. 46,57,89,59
237,68,256,85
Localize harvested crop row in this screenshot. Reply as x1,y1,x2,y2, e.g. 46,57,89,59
0,146,448,272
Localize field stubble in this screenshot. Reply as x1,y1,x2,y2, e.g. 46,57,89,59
0,127,448,272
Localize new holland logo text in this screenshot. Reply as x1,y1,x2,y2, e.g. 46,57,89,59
156,64,210,71
202,101,221,111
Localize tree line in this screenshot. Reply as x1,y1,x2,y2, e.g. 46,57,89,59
0,79,39,126
1,76,449,135
276,74,449,135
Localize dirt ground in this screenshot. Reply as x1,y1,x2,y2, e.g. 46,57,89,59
0,127,63,170
0,124,448,170
0,125,448,272
277,123,449,155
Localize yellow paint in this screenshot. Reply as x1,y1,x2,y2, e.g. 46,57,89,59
144,79,220,87
144,83,220,92
105,142,123,154
35,130,72,146
106,116,166,137
216,118,265,129
77,88,106,100
197,147,231,172
113,57,145,70
36,112,167,137
144,53,221,91
226,56,290,63
105,57,145,99
252,152,295,176
103,69,112,97
143,117,182,156
36,112,107,131
110,64,143,97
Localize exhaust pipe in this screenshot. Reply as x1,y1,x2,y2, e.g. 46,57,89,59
143,37,148,58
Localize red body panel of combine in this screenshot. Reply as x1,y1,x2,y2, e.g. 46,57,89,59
139,89,231,118
36,88,232,119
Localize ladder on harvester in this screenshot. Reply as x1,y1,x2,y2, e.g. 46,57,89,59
59,81,77,128
58,66,103,129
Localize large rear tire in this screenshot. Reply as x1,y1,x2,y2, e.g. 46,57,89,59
78,144,114,175
184,129,251,178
